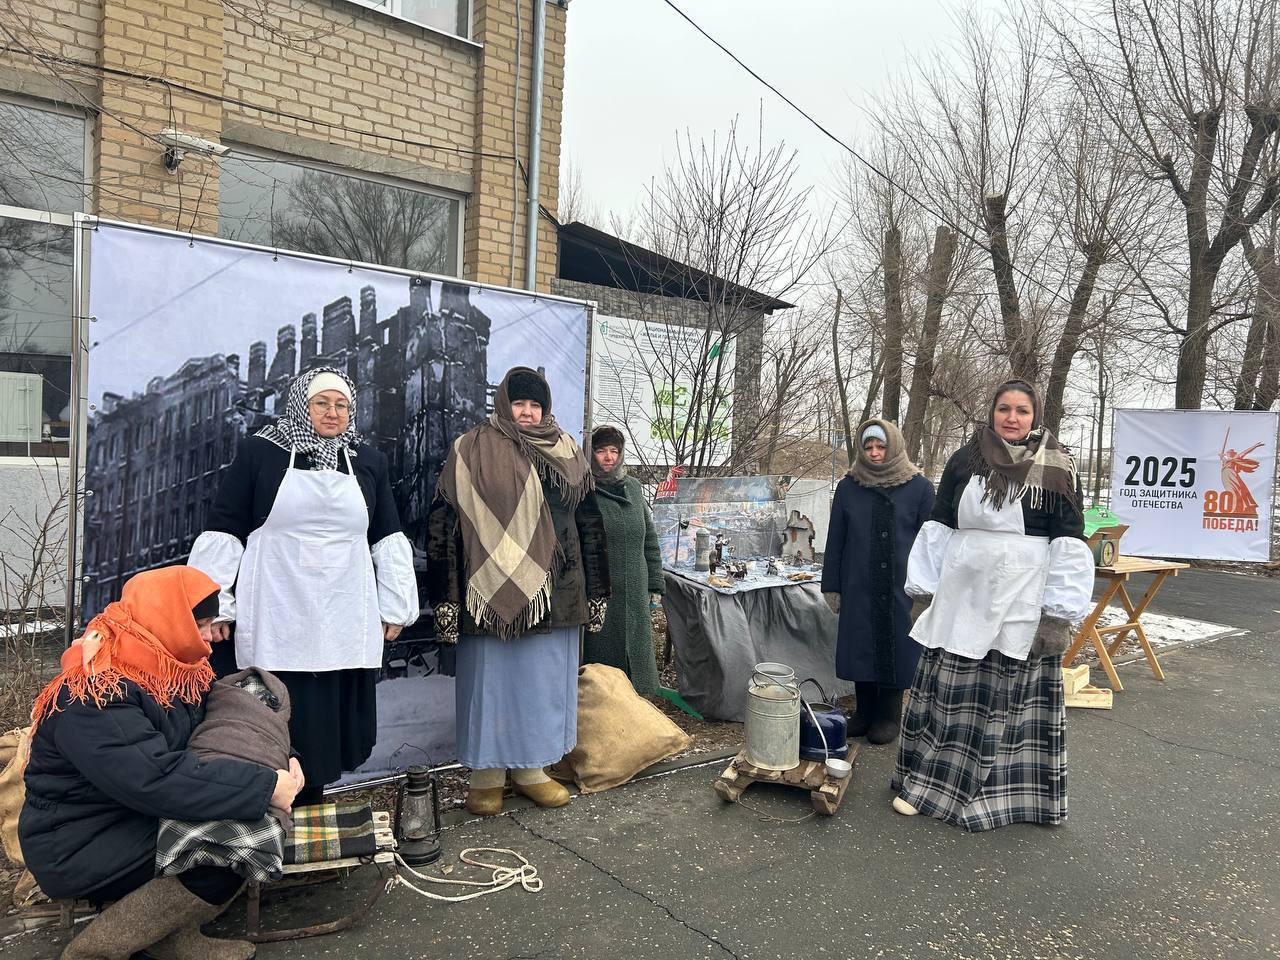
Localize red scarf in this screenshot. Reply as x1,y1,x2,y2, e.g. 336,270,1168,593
31,566,218,731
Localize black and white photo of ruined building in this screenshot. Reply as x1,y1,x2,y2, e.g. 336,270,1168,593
82,277,491,622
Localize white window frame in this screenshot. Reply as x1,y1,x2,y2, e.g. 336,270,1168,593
345,0,478,45
219,143,466,279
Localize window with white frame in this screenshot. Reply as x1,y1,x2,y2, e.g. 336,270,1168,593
218,150,463,276
347,0,471,40
0,97,89,456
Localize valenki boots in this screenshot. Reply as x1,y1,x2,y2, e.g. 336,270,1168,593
511,767,570,808
867,686,903,745
143,883,254,960
62,876,248,960
847,682,878,738
466,767,506,816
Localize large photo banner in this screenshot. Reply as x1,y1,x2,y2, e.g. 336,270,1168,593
82,221,590,780
1111,409,1279,562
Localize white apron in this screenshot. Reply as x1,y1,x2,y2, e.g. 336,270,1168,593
235,448,382,672
912,478,1050,662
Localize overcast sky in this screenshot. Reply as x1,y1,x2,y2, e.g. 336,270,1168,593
561,0,997,223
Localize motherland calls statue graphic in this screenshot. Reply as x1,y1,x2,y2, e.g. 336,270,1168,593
1218,429,1263,517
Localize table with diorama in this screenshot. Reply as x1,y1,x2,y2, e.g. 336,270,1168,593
661,561,854,722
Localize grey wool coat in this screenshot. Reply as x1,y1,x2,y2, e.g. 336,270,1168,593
584,474,665,694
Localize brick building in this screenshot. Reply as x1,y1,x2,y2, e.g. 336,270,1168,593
0,0,570,458
81,276,491,618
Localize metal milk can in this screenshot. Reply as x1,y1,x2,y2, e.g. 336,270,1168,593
743,662,800,771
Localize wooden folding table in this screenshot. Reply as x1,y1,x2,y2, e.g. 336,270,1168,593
1062,556,1190,691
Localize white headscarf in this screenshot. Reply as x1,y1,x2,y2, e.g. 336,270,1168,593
255,366,361,471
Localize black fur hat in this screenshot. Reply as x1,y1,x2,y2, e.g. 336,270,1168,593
506,369,550,410
591,425,626,451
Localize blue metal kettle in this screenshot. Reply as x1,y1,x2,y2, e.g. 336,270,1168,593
798,679,848,761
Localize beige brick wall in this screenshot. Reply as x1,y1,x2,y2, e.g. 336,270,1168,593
221,3,478,186
96,0,225,234
0,0,567,289
465,0,566,290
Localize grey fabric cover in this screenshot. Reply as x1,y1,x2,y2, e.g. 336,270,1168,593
662,572,855,722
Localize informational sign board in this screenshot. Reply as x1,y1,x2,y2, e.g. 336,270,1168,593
1110,409,1278,561
590,313,734,467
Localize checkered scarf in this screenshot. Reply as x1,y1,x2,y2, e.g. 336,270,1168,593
970,425,1079,513
436,367,592,639
156,814,286,883
256,366,361,471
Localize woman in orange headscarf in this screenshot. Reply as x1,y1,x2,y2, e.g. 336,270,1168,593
21,565,302,960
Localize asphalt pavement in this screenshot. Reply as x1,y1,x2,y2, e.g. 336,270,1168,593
6,569,1277,960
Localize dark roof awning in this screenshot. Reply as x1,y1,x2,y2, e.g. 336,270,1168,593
556,221,794,314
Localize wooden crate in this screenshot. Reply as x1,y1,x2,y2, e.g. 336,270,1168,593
1062,664,1091,695
1065,684,1113,709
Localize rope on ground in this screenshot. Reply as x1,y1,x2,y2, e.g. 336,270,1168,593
734,796,816,824
391,848,542,902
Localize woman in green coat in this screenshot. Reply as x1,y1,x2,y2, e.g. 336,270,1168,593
585,425,665,694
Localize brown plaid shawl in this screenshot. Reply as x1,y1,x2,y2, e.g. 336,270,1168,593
436,367,592,639
285,802,377,865
970,425,1079,513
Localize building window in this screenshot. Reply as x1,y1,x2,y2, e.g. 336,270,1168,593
0,98,89,457
219,150,462,277
346,0,470,39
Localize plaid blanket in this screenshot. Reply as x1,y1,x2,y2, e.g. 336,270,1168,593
285,802,376,865
156,814,286,883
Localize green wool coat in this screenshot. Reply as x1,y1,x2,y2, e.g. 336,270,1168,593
585,474,665,694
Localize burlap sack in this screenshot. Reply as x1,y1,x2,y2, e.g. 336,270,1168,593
0,727,31,868
564,664,692,795
1,728,49,907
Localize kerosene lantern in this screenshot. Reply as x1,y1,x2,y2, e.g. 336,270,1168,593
394,765,442,866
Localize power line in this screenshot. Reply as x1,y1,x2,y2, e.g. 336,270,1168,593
657,0,1087,319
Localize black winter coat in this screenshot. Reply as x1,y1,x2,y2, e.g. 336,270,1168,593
20,683,276,899
426,477,610,636
821,474,935,687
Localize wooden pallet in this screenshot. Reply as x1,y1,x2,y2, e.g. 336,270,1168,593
713,743,860,815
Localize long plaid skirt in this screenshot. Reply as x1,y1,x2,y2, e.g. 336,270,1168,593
893,648,1066,831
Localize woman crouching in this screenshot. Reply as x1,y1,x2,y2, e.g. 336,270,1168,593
427,367,610,816
21,566,302,959
894,380,1094,831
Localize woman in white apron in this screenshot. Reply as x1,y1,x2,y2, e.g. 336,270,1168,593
189,367,418,802
895,379,1094,831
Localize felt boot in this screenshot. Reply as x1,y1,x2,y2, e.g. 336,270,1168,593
511,767,570,808
140,885,254,960
62,877,212,960
847,682,878,738
867,687,903,745
466,767,506,817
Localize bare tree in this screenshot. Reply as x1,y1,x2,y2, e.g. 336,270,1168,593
607,119,832,476
1070,0,1280,408
0,463,69,728
902,226,959,459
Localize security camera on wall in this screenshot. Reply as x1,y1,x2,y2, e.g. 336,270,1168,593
156,128,230,171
